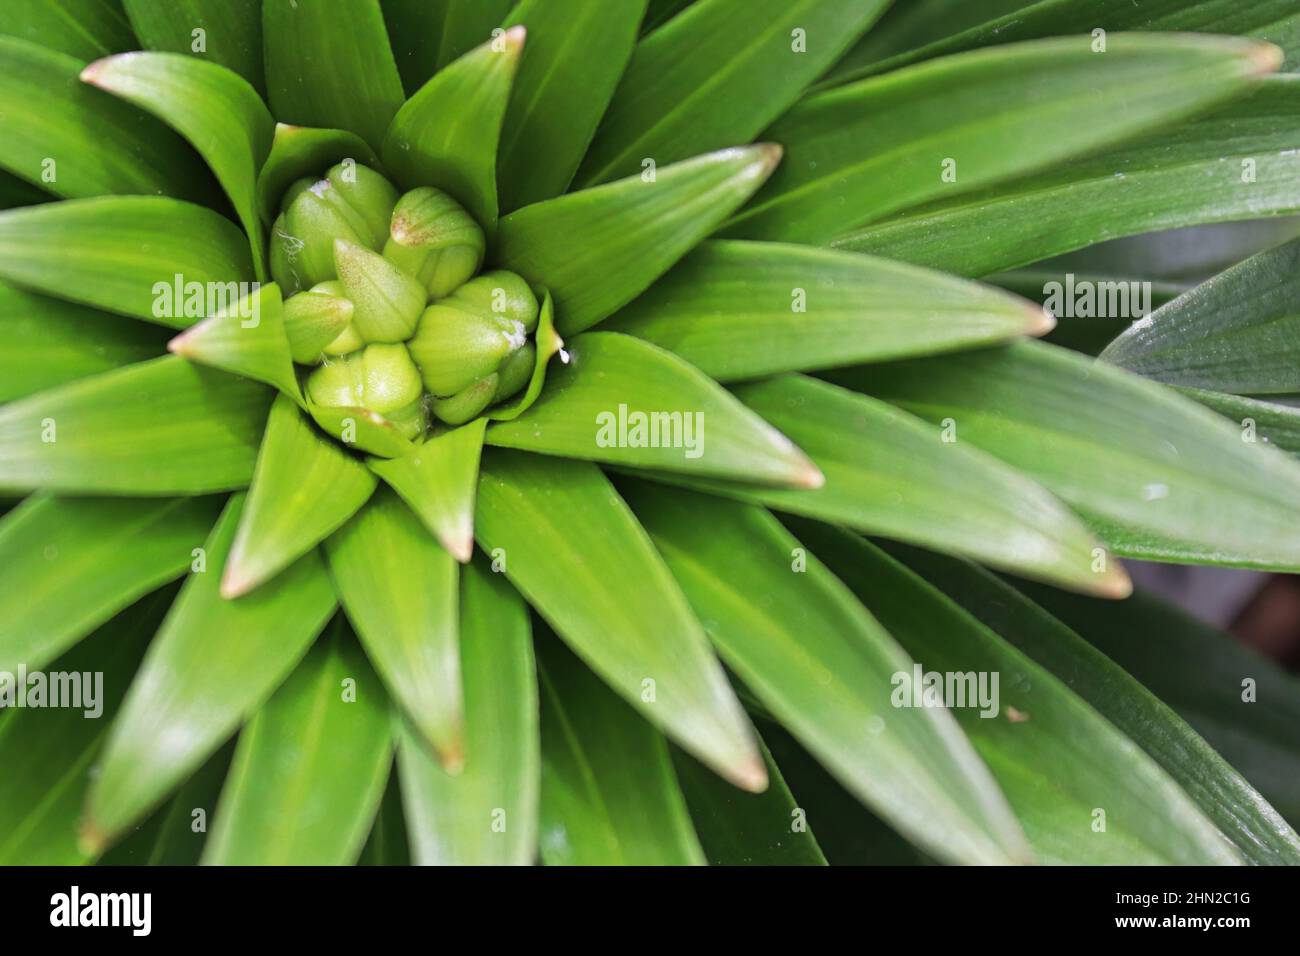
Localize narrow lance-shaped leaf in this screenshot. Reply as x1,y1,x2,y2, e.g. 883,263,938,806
0,356,270,496
605,240,1052,382
122,0,266,94
497,145,781,336
255,123,380,226
487,332,822,487
475,450,765,791
536,633,705,866
325,489,463,768
382,28,523,230
799,526,1241,865
852,340,1300,571
367,419,486,563
724,34,1280,244
0,495,221,674
263,0,405,151
396,557,539,865
897,545,1300,866
624,481,1031,866
0,197,254,326
84,494,338,849
381,0,517,93
576,0,889,186
1182,388,1300,457
1,0,135,63
223,396,377,599
80,52,275,277
202,623,393,865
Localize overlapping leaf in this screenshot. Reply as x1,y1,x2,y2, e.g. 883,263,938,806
122,0,265,93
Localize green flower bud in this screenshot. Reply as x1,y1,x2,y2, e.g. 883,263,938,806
334,238,427,344
495,340,535,401
383,187,486,298
451,270,539,332
326,162,399,249
306,343,427,440
407,301,517,397
429,374,499,426
270,213,304,295
282,281,355,364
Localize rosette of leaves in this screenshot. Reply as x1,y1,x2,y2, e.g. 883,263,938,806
2,0,1300,867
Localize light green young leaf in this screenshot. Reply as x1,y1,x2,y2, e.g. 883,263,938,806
304,401,417,460
255,123,381,226
122,0,265,93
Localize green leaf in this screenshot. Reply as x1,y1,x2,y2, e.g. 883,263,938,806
357,775,409,865
395,557,539,865
496,0,646,211
801,527,1240,865
626,481,1032,864
0,282,169,403
263,0,405,151
202,623,392,865
0,170,51,210
0,494,220,674
724,34,1281,244
84,494,337,848
1183,388,1300,457
837,76,1300,276
854,340,1300,572
0,589,166,866
255,123,381,226
575,0,889,186
304,401,416,460
487,332,822,487
367,419,486,562
1101,236,1300,394
537,634,705,866
0,356,270,496
381,0,517,93
0,37,214,201
475,450,764,790
325,489,462,767
497,145,781,335
0,0,135,63
898,547,1300,865
642,0,696,33
672,734,825,866
81,52,275,277
223,396,376,598
1023,584,1300,828
670,374,1126,596
0,196,255,326
605,241,1052,381
382,28,523,230
122,0,265,94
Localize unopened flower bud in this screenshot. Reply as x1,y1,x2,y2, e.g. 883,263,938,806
334,238,427,344
306,342,427,440
280,163,401,286
282,281,355,364
451,270,539,332
325,162,398,249
383,187,485,298
429,374,500,426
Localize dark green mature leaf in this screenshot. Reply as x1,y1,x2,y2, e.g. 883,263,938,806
0,170,51,210
499,145,781,335
488,332,821,486
382,0,517,93
383,28,522,230
605,241,1052,381
367,419,486,562
672,735,825,866
358,776,409,866
475,450,764,791
0,589,166,865
0,283,168,402
203,625,392,865
1101,236,1300,394
81,52,274,276
255,124,381,226
497,0,646,211
122,0,265,93
263,0,405,151
725,34,1281,244
1184,388,1300,456
325,489,462,767
224,397,375,598
642,0,697,33
0,37,213,201
0,357,270,496
1,0,135,62
802,528,1240,865
0,197,254,325
625,482,1031,865
854,341,1300,572
84,494,337,848
537,635,705,866
838,77,1300,276
577,0,887,186
671,375,1126,596
901,547,1300,865
396,558,538,865
1024,585,1300,828
0,495,219,674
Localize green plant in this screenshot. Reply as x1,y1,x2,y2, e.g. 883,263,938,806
1,0,1299,866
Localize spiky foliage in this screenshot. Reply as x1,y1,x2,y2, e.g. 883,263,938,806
1,0,1300,866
